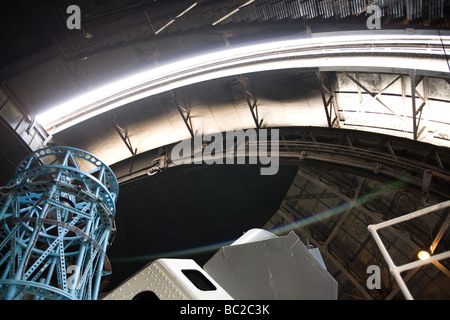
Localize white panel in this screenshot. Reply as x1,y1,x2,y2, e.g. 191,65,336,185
102,258,233,300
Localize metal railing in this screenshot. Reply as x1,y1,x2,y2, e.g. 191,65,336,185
368,200,450,300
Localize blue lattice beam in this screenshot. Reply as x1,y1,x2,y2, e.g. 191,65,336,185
0,146,118,300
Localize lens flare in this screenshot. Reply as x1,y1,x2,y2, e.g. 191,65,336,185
111,178,408,265
270,178,408,236
111,239,235,264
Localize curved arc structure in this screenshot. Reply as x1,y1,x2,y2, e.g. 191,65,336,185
111,127,450,199
36,30,450,134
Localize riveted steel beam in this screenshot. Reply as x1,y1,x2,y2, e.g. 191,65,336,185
172,91,194,138
239,75,262,129
316,71,339,128
109,113,136,156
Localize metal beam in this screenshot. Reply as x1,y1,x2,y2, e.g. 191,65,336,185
343,72,412,130
295,168,424,252
410,69,418,140
368,200,450,300
154,1,198,34
239,76,262,129
172,91,194,138
212,0,255,25
429,209,450,278
414,76,430,141
323,177,365,248
358,75,402,115
430,210,450,254
110,113,136,156
0,85,51,150
110,127,450,202
316,71,338,128
385,268,420,300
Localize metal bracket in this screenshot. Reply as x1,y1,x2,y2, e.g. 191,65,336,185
410,71,430,141
172,91,194,138
410,69,419,140
316,71,339,128
147,155,168,176
110,114,136,156
422,170,433,205
239,75,262,129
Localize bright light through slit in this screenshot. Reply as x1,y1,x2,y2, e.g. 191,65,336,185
35,32,450,133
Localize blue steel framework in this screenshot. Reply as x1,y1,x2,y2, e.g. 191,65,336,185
0,147,119,300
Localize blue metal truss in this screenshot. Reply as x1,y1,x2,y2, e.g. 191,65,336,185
0,146,118,300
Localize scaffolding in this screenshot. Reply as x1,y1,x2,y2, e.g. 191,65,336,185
0,146,119,300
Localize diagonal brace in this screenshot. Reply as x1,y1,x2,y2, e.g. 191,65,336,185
239,75,262,129
172,91,194,138
343,72,412,129
316,71,338,128
110,114,136,156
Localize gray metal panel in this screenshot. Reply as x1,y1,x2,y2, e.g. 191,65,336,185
103,259,233,300
203,231,338,300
